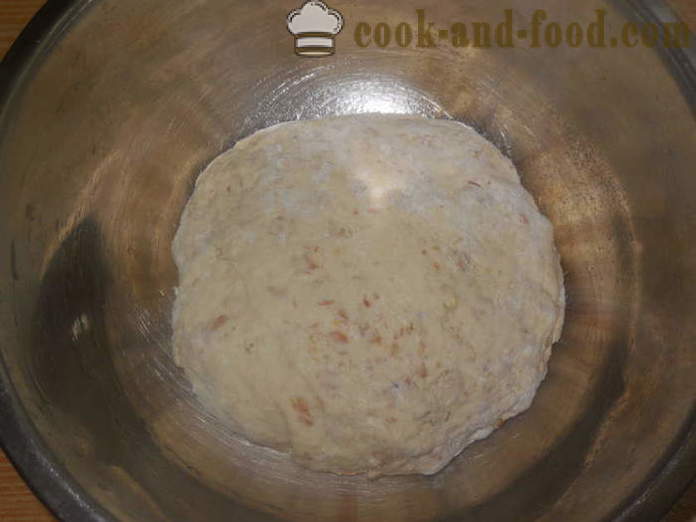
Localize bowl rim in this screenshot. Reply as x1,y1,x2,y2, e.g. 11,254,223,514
0,1,694,521
0,3,116,519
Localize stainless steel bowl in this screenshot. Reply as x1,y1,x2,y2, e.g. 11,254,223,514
1,1,695,521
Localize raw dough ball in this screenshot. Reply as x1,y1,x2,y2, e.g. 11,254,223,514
172,115,565,476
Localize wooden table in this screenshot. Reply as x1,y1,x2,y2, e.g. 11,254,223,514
0,1,694,521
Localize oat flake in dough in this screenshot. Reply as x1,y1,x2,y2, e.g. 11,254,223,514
172,114,565,476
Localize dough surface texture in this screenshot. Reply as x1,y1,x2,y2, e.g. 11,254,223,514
172,115,565,476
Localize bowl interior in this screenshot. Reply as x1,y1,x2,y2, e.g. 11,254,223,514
1,1,695,521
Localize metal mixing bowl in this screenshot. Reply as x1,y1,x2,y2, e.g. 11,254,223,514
1,0,695,521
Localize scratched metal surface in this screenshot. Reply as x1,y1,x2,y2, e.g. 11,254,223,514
0,1,695,521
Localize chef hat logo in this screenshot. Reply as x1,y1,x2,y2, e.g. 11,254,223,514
287,1,344,57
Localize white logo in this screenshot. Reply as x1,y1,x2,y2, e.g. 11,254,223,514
287,1,344,57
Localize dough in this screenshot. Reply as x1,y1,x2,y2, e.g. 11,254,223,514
172,115,565,476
